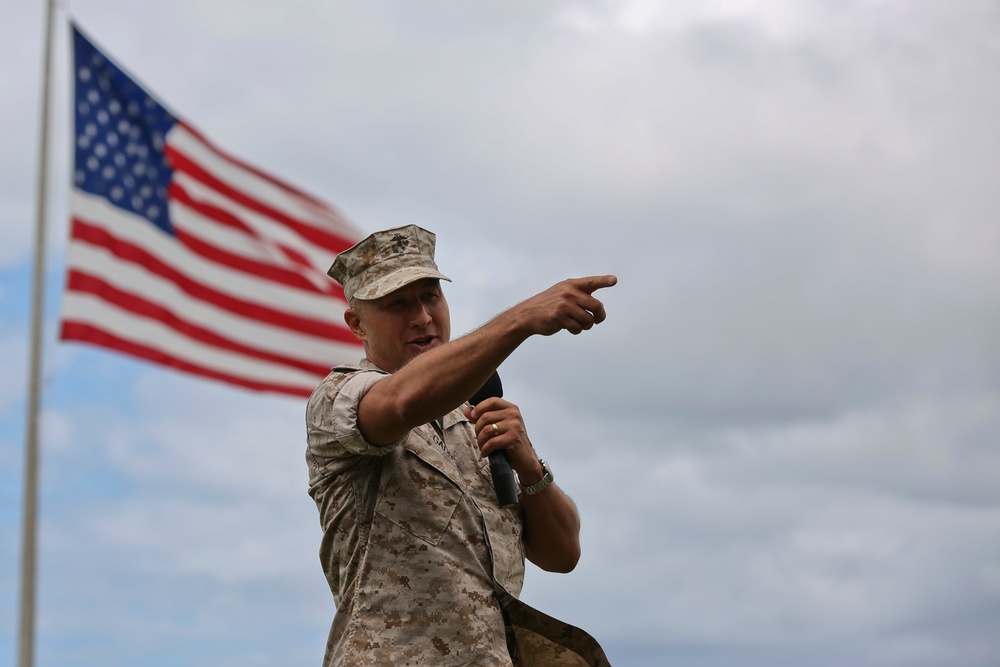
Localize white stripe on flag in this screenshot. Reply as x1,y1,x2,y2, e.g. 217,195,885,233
168,124,357,238
66,242,345,365
172,171,337,280
170,195,301,268
61,292,334,388
72,191,348,317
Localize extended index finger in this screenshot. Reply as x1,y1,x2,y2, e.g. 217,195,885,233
572,275,618,295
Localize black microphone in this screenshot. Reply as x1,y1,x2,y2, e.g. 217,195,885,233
470,371,520,509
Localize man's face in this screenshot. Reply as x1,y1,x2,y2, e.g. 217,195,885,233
344,278,451,373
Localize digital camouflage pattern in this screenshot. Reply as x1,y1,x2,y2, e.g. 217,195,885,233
306,360,613,666
306,361,524,666
327,224,451,302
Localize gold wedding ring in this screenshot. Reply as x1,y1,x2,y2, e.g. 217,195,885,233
491,422,500,437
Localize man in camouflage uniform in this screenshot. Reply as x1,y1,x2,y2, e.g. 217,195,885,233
306,224,615,666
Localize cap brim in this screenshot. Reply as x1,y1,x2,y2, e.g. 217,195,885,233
352,266,452,301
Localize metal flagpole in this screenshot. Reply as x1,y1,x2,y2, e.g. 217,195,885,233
20,0,58,665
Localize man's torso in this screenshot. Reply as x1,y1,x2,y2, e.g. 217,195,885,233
306,362,525,666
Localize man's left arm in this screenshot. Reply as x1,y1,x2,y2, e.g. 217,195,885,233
519,476,582,573
465,398,582,573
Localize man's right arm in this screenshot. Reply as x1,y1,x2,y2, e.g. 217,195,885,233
356,275,617,446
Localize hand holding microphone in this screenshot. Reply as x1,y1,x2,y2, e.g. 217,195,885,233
469,371,520,509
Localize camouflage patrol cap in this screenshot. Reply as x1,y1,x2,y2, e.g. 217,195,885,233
328,224,451,301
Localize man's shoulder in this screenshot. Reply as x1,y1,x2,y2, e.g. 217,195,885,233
308,360,388,405
318,359,387,384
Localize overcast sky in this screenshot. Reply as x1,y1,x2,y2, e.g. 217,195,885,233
2,1,999,666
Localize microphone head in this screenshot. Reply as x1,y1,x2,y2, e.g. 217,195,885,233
469,370,503,405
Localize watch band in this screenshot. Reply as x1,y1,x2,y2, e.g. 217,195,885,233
521,459,553,495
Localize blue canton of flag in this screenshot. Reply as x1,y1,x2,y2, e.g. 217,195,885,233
73,32,175,233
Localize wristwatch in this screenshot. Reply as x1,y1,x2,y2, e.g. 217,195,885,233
521,459,554,495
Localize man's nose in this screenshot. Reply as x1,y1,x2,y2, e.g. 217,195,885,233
410,302,433,327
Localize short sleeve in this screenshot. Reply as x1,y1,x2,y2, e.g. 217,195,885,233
306,370,403,458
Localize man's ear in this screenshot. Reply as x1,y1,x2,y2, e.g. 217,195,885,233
344,308,367,342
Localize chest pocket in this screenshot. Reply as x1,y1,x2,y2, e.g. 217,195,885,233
373,433,462,546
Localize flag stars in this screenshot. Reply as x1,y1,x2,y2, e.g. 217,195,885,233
73,30,176,231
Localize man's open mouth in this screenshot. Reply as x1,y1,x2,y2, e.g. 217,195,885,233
407,335,437,349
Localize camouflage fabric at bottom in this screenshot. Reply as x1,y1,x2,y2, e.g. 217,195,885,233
500,593,613,667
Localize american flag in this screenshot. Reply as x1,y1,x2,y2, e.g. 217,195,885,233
62,25,364,397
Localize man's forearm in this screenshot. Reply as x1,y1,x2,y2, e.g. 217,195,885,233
359,309,529,445
522,483,582,573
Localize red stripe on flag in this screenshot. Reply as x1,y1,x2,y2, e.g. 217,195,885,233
170,179,253,233
166,140,356,256
174,226,334,294
169,181,341,295
177,121,335,211
66,270,333,376
69,217,359,345
60,321,314,397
